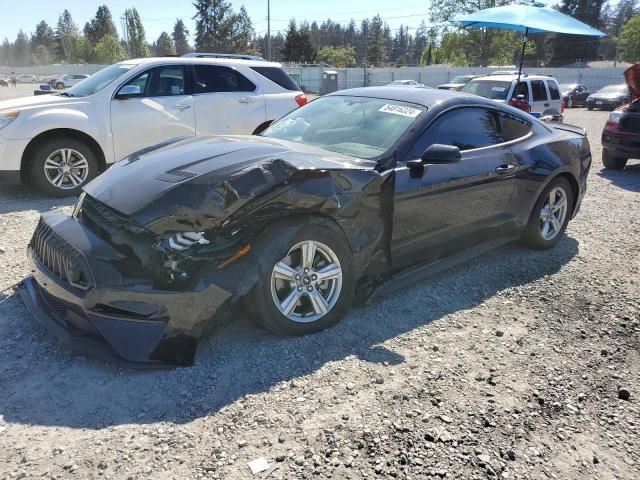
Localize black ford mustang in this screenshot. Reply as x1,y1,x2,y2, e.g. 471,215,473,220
20,87,592,366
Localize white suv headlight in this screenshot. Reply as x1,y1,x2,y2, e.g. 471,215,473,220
0,110,19,129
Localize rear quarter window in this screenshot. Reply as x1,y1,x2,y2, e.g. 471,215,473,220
531,80,548,101
547,80,561,100
250,67,300,91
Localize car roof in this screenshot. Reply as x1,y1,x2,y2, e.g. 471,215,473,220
119,56,284,68
472,74,556,82
326,86,498,109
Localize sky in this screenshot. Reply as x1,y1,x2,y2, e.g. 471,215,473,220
1,0,434,43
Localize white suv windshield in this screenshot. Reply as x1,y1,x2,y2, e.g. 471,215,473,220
461,80,513,100
66,64,137,97
263,96,425,159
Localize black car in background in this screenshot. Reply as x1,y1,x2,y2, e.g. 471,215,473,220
20,87,592,366
437,75,479,91
560,83,590,108
601,64,640,169
586,84,630,110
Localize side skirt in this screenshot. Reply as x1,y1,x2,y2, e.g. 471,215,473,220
366,235,520,303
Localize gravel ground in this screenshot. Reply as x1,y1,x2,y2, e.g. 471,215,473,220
0,104,639,480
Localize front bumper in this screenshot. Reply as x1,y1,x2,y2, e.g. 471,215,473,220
20,211,233,366
602,130,640,159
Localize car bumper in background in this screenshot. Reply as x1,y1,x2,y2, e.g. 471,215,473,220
602,130,640,159
20,211,234,366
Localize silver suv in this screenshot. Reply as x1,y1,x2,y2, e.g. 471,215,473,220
461,73,564,120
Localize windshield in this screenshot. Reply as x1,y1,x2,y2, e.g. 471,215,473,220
598,85,628,94
450,75,473,84
461,80,512,100
66,63,137,97
262,96,425,159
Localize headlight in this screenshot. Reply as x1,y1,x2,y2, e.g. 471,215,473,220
166,232,210,251
609,112,623,123
72,192,86,219
0,110,19,129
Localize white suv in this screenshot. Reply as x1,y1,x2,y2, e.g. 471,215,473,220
0,56,306,195
461,73,564,120
53,74,91,89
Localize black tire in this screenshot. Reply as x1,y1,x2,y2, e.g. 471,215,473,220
55,82,64,90
602,151,627,170
566,97,573,108
249,219,356,336
521,177,574,250
28,136,98,197
587,105,593,111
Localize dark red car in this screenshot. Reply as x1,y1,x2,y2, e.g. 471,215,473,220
601,64,640,169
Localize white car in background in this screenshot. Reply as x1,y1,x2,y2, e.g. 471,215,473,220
0,56,307,195
461,73,564,120
53,74,91,90
17,74,39,83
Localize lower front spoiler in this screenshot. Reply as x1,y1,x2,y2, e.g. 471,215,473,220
19,276,178,369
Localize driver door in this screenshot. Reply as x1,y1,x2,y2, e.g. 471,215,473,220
110,65,196,161
391,107,520,269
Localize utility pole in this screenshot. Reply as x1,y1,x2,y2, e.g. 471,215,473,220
267,0,272,61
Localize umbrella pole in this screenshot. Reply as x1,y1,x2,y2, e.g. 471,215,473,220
517,27,528,84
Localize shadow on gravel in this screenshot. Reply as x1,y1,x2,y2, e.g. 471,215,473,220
597,163,640,192
0,236,579,430
0,185,75,214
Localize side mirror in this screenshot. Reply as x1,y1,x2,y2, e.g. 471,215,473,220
253,119,274,135
116,84,141,100
407,144,461,178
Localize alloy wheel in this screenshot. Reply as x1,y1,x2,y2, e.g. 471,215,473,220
270,240,343,323
539,187,568,241
43,148,89,190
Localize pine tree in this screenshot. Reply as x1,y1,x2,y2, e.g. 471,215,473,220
55,10,78,63
367,15,385,67
193,0,235,52
550,0,606,65
173,19,190,55
126,8,150,58
232,6,254,52
13,30,31,67
84,5,118,45
31,21,55,64
156,32,176,56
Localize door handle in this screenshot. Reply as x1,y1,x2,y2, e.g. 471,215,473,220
544,103,550,107
495,164,516,174
175,104,192,111
238,97,256,104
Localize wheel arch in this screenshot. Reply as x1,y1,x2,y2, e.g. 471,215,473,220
527,170,580,222
21,128,107,180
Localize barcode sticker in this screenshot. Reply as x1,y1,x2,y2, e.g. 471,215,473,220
378,104,422,118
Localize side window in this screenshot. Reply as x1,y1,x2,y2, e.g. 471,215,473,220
531,80,548,101
500,113,532,142
121,66,187,98
408,107,502,157
194,65,256,93
513,82,529,101
547,80,560,100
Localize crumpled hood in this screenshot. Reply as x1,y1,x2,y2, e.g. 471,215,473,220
624,63,640,100
84,135,377,233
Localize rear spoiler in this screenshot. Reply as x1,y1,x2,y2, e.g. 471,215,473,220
547,121,586,137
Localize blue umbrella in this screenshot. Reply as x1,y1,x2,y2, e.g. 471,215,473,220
455,2,607,82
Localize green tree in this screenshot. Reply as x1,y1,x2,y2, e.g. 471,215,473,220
13,30,31,67
367,15,385,66
31,20,55,64
620,14,640,63
1,38,13,66
126,8,150,58
55,10,78,63
317,45,356,66
93,34,126,64
173,19,190,55
550,0,606,65
193,0,235,52
231,5,254,52
84,5,118,45
156,32,176,56
282,20,317,63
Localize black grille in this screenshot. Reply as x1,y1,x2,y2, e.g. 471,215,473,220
81,195,143,233
620,115,640,132
31,220,93,292
40,290,69,328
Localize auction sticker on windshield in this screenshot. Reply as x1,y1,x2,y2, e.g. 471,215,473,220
379,104,422,118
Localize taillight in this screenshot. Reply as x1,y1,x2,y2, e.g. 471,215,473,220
295,94,308,107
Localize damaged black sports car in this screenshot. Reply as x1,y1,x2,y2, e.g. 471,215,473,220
20,87,592,366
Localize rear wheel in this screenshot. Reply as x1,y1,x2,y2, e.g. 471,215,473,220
602,151,628,170
521,177,574,250
250,222,355,336
566,97,573,108
28,136,98,196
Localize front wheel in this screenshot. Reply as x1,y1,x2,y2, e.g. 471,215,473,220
566,98,573,108
587,105,593,111
28,137,98,196
521,177,574,250
249,221,355,336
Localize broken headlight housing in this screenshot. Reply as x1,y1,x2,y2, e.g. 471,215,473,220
164,231,210,252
